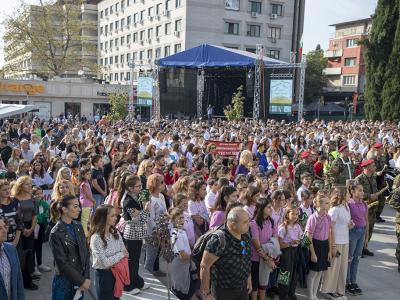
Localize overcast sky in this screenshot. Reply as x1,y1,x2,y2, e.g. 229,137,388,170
0,0,378,67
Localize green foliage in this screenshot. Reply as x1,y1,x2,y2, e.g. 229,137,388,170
304,46,328,104
224,85,245,121
108,92,128,122
363,0,399,120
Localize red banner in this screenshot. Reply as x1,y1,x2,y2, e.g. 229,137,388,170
206,140,253,157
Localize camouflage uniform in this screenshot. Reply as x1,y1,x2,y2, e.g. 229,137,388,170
329,157,355,186
374,156,387,218
355,173,378,242
294,162,315,190
388,186,400,265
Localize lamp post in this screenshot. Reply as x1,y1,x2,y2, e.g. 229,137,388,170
127,59,135,121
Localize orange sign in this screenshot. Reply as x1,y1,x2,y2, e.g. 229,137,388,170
0,82,45,95
206,140,254,157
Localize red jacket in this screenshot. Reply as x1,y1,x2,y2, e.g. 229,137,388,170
111,257,130,298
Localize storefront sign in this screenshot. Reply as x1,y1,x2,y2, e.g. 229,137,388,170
0,82,45,95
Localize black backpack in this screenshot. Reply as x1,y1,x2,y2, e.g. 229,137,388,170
192,225,226,267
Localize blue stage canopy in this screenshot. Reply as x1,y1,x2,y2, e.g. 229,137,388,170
157,44,285,68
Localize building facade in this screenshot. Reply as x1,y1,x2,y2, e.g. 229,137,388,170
323,18,372,106
3,1,99,80
98,0,305,84
0,79,128,120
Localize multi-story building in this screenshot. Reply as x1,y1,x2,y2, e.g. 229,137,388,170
3,0,99,80
323,18,372,105
98,0,305,84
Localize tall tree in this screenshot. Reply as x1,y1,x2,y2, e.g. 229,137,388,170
2,0,98,77
304,46,327,104
362,0,399,120
380,2,400,121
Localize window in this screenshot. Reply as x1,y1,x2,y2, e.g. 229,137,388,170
268,27,281,39
344,57,356,66
120,36,125,45
105,41,108,49
175,19,182,31
133,52,137,61
225,0,240,11
121,19,125,29
126,71,131,81
271,3,283,16
109,23,113,32
127,0,130,6
105,8,108,16
100,42,103,50
156,25,162,36
174,43,181,53
249,1,261,13
115,3,119,12
110,40,113,48
176,0,182,8
247,24,261,37
139,51,144,60
100,58,103,65
105,25,108,35
166,0,172,11
110,56,113,64
127,53,131,61
100,11,104,19
115,56,118,63
120,54,125,64
105,57,108,65
165,22,171,35
121,72,124,80
115,21,119,30
114,73,118,81
246,48,256,53
148,7,154,17
133,32,138,42
165,45,171,56
100,27,103,35
148,28,153,39
110,6,113,14
115,38,118,47
267,49,280,59
343,75,356,85
140,10,145,21
134,13,139,23
148,49,153,60
127,34,131,44
225,22,239,35
156,47,161,58
346,39,357,47
127,16,131,25
156,3,163,15
121,0,125,9
140,30,145,40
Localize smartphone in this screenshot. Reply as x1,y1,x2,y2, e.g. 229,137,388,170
335,251,341,258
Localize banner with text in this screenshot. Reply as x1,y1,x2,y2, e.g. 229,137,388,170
269,79,293,115
205,140,253,157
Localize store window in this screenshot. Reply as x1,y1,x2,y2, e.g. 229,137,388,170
65,103,81,118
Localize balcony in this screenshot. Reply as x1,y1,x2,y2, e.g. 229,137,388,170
323,67,341,75
324,49,343,58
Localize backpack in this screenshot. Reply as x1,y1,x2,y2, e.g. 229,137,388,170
192,225,226,267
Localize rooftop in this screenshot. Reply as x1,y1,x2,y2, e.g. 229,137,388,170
329,17,372,27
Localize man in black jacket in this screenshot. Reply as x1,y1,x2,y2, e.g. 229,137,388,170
0,139,12,165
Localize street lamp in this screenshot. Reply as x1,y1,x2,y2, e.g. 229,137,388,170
127,59,135,121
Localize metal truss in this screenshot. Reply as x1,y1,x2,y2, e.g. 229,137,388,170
253,44,264,120
197,69,205,119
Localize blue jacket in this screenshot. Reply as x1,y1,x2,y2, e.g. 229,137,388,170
0,242,25,300
257,152,269,173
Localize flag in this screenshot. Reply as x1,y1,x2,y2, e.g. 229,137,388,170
298,39,303,59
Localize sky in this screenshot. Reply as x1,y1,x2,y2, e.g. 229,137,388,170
0,0,378,67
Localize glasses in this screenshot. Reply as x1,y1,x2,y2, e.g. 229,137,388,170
240,241,247,255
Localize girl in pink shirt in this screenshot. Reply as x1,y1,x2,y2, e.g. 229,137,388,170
278,205,303,299
79,168,96,234
305,194,333,300
173,193,196,248
209,186,238,229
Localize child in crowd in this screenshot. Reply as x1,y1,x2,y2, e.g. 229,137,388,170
277,166,291,189
209,186,238,229
32,186,51,274
250,198,277,300
204,178,218,214
79,168,96,235
346,183,368,295
244,185,261,219
305,193,333,300
278,205,303,300
173,193,195,248
297,172,312,202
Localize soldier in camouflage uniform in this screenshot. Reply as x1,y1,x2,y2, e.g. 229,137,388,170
294,150,315,190
329,145,355,186
355,159,389,256
388,175,400,272
372,143,388,222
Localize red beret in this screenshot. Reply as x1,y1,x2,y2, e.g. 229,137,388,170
373,143,383,149
301,150,311,159
338,145,348,152
360,159,375,168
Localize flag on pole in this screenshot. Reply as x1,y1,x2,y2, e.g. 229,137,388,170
298,39,303,58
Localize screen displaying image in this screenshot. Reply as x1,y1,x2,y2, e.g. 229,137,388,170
269,79,293,114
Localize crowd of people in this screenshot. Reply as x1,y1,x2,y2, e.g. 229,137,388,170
0,116,399,300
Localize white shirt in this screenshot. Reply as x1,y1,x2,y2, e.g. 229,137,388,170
328,204,351,244
297,185,309,202
171,228,191,255
204,191,217,213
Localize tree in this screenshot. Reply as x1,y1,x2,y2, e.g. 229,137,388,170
363,0,399,120
2,0,98,77
380,2,400,121
108,92,128,122
224,85,245,121
304,45,327,104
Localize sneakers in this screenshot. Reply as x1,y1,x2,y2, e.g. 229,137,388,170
141,282,150,290
32,267,41,276
125,288,140,295
327,293,347,300
346,283,362,295
362,248,374,256
352,283,363,295
38,264,52,272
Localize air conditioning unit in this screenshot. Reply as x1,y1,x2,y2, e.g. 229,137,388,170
270,13,278,20
271,37,277,43
149,16,153,21
174,31,180,38
140,40,144,45
251,12,257,18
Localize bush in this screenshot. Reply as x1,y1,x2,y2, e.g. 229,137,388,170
224,85,245,121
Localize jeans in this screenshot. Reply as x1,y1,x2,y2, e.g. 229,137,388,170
93,194,104,208
95,269,118,300
125,240,144,290
34,223,46,266
347,226,366,284
144,243,159,273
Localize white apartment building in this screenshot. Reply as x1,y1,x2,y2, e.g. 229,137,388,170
98,0,305,84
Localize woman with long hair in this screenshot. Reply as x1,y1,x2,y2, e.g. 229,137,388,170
187,179,209,239
48,157,64,180
209,186,238,229
54,166,72,185
237,150,253,175
89,205,129,300
119,174,151,294
16,159,30,178
11,176,39,290
9,147,23,166
30,159,54,189
49,195,90,300
96,143,111,165
137,159,154,188
49,179,76,225
244,185,261,219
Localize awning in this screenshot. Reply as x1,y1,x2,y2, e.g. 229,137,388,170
0,104,36,118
